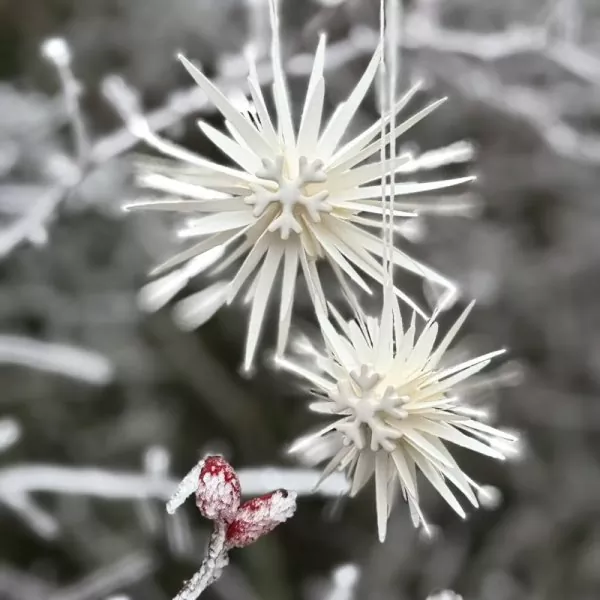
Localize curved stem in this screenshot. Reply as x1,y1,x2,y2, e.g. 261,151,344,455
173,521,230,600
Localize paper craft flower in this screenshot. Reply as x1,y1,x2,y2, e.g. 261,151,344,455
283,292,517,541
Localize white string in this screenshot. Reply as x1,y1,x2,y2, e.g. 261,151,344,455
379,0,390,283
386,0,400,287
380,0,401,291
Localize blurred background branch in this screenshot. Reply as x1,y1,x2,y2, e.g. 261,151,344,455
1,0,600,599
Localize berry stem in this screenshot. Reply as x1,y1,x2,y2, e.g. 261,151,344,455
173,521,229,600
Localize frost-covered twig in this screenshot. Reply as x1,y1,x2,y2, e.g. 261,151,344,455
174,522,229,600
0,335,114,385
0,463,347,539
41,38,90,162
0,38,95,259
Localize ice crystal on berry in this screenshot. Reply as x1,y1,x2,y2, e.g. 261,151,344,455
195,456,241,522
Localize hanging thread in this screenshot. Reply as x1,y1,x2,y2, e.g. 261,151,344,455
380,0,401,292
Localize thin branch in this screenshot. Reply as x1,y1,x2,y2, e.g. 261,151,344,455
0,464,349,539
0,335,115,385
41,38,90,162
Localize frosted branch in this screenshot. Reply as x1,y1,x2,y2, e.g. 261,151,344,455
166,460,204,515
173,522,229,600
0,335,114,385
0,463,349,538
41,37,90,162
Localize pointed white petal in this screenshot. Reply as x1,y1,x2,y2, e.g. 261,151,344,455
404,323,439,376
406,445,466,518
138,270,189,313
331,201,415,218
178,54,272,157
318,44,383,160
138,247,224,312
136,172,231,199
375,288,394,367
173,281,229,330
225,117,255,154
126,197,243,213
297,77,325,157
328,303,354,341
426,301,475,370
435,349,506,384
392,313,416,369
319,317,358,372
425,437,478,507
177,211,255,236
198,120,263,173
288,423,340,455
328,262,371,341
327,82,422,169
375,451,390,542
350,450,375,497
268,0,295,149
310,224,373,295
390,446,418,500
244,242,284,371
274,355,335,392
227,232,271,303
406,492,427,529
415,361,493,401
328,154,412,190
247,55,279,147
457,420,518,442
139,128,259,185
416,420,505,460
299,248,327,316
346,321,371,363
306,33,326,100
276,242,300,356
392,293,404,350
346,214,418,230
329,97,448,174
150,230,243,277
308,401,338,414
402,428,453,468
329,176,475,203
316,447,351,488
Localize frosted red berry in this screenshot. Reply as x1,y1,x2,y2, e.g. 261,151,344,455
225,489,297,548
195,456,241,522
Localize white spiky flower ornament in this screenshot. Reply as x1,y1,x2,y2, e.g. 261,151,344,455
123,0,473,371
283,291,517,542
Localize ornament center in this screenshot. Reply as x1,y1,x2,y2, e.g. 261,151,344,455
332,365,409,452
245,155,332,239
